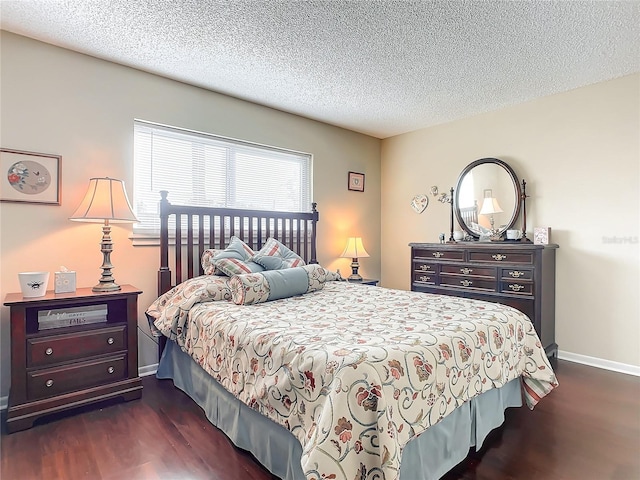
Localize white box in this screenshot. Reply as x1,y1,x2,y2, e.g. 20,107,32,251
54,271,76,293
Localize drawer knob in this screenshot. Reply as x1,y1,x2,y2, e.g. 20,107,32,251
509,271,525,278
509,284,525,291
108,366,115,374
460,268,473,274
492,254,507,261
432,252,444,258
45,347,53,356
419,265,431,271
461,280,473,287
107,337,114,345
45,379,54,388
419,275,431,282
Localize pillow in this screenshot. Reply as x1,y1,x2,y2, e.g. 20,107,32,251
146,275,231,339
212,236,264,276
201,248,224,275
251,237,306,270
230,264,327,305
215,257,265,277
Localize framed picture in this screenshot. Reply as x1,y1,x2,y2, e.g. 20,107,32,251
0,148,61,205
348,171,365,192
534,227,551,245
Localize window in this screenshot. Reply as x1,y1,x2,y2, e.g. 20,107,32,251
133,120,312,233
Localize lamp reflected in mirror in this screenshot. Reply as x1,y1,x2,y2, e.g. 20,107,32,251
479,196,503,239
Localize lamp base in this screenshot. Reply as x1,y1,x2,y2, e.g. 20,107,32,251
347,274,363,282
92,281,121,293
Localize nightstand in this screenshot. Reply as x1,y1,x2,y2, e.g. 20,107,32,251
348,278,379,286
3,285,143,433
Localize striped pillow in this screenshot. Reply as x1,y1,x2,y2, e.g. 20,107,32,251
251,237,306,270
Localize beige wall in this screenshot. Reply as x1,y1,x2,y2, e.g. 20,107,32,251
381,73,640,367
0,32,381,398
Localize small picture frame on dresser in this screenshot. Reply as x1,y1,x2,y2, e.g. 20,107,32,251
534,227,551,245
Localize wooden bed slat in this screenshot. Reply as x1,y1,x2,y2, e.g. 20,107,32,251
158,191,319,297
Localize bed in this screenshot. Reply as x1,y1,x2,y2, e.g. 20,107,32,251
147,191,557,480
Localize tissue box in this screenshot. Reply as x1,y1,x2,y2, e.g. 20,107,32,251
55,271,76,293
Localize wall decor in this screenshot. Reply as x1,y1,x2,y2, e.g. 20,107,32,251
430,186,439,196
410,194,429,214
1,148,61,205
534,227,551,245
347,171,365,192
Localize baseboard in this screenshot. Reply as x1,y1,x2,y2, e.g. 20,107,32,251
139,363,159,377
558,350,640,377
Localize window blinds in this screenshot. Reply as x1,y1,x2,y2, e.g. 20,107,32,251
133,120,312,233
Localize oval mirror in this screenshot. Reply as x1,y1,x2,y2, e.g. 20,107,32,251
454,158,522,239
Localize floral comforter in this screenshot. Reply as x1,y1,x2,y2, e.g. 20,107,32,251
152,280,557,480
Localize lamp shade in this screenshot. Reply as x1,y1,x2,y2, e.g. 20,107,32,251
479,197,503,216
340,237,370,258
70,177,137,223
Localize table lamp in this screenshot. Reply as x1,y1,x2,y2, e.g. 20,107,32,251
70,177,137,292
479,196,503,238
340,237,369,281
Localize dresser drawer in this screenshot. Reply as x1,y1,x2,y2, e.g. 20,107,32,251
501,281,534,296
469,250,534,265
440,276,496,292
27,354,127,401
412,248,464,262
414,263,437,274
501,268,533,280
441,264,496,279
413,272,436,284
27,326,126,368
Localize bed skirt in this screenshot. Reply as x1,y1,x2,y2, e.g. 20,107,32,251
156,340,522,480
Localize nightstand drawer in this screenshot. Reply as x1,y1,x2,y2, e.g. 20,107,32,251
27,354,127,400
27,326,126,368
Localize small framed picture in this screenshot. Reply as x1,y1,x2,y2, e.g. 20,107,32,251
0,148,62,205
348,171,365,192
534,227,551,245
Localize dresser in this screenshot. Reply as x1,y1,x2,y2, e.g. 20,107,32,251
409,242,558,357
3,285,143,433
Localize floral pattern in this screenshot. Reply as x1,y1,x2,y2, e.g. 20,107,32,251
152,281,557,480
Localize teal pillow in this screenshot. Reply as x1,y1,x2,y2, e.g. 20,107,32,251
230,264,326,305
213,236,264,276
251,237,306,270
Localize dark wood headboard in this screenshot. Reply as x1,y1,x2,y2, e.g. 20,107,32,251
157,190,319,296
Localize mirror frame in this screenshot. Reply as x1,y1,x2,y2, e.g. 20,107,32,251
454,158,522,239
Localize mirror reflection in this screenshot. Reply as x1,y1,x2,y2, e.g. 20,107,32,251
454,158,521,238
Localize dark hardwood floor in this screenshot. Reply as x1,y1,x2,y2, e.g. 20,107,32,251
2,360,639,480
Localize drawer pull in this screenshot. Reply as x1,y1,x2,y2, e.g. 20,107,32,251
509,271,525,278
460,280,473,287
45,347,53,356
432,252,444,258
107,366,115,374
45,379,54,388
492,254,507,261
419,275,431,282
460,268,473,274
419,265,431,271
508,284,525,292
107,337,114,345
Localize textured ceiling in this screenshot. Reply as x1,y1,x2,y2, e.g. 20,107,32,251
1,1,639,138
